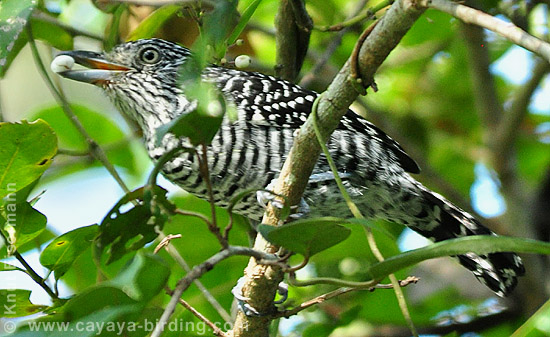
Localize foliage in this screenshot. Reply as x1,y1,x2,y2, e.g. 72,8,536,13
1,0,550,336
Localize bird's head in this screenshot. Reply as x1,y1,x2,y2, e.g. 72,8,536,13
53,39,195,134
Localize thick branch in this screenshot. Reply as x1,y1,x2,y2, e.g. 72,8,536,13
274,0,312,80
230,1,425,336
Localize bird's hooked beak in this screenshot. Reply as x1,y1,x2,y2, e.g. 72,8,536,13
52,50,131,85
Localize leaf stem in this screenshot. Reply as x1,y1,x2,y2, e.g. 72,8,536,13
26,25,131,194
0,230,58,300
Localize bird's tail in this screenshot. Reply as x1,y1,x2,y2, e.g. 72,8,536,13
408,185,525,296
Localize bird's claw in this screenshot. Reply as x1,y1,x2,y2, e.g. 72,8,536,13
256,179,310,220
232,277,289,316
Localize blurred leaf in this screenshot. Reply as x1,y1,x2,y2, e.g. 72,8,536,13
63,285,137,321
227,0,263,46
39,224,98,279
59,305,141,337
201,0,239,58
369,236,550,279
31,105,137,175
156,83,224,146
0,120,57,199
0,261,24,272
511,298,550,337
0,0,37,77
107,252,170,302
127,5,181,41
97,186,172,264
0,289,48,317
258,217,351,257
1,202,47,249
30,16,73,50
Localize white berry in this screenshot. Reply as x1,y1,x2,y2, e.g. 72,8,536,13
51,55,75,73
234,55,251,69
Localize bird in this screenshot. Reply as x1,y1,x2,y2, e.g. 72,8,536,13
52,38,525,297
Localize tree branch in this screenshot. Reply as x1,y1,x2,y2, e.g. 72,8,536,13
420,0,550,62
274,0,312,81
231,1,425,336
150,246,277,337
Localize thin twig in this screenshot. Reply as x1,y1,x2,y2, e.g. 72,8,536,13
314,0,392,32
421,0,550,62
300,0,369,88
26,26,131,194
164,287,227,337
150,246,277,337
197,144,227,248
156,231,232,323
0,231,58,300
274,276,419,319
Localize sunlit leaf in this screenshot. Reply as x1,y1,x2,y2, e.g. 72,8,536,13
0,289,47,317
40,225,98,279
0,120,57,199
1,202,47,250
0,0,37,77
127,5,181,41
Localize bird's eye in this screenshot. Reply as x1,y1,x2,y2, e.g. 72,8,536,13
138,47,161,64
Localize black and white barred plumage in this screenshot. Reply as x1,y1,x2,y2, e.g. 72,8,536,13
57,38,524,296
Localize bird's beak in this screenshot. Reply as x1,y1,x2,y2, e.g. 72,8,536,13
54,50,131,85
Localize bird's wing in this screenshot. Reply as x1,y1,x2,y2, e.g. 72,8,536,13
204,66,420,174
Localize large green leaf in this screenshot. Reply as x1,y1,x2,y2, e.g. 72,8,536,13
126,5,181,41
0,289,48,318
258,217,352,257
30,15,74,51
0,120,57,199
1,201,47,250
39,225,98,279
0,0,37,77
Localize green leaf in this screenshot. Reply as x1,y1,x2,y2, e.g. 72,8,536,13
58,305,141,337
368,236,550,280
63,285,138,321
30,16,73,51
31,105,137,175
0,0,37,77
156,82,224,146
201,0,239,58
97,187,172,264
512,297,550,337
258,217,351,257
107,252,170,302
227,0,263,45
0,261,24,272
0,120,57,199
1,202,47,250
127,5,181,41
39,225,98,279
0,289,48,317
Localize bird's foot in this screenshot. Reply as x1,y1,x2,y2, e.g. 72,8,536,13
256,179,310,220
231,277,289,316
